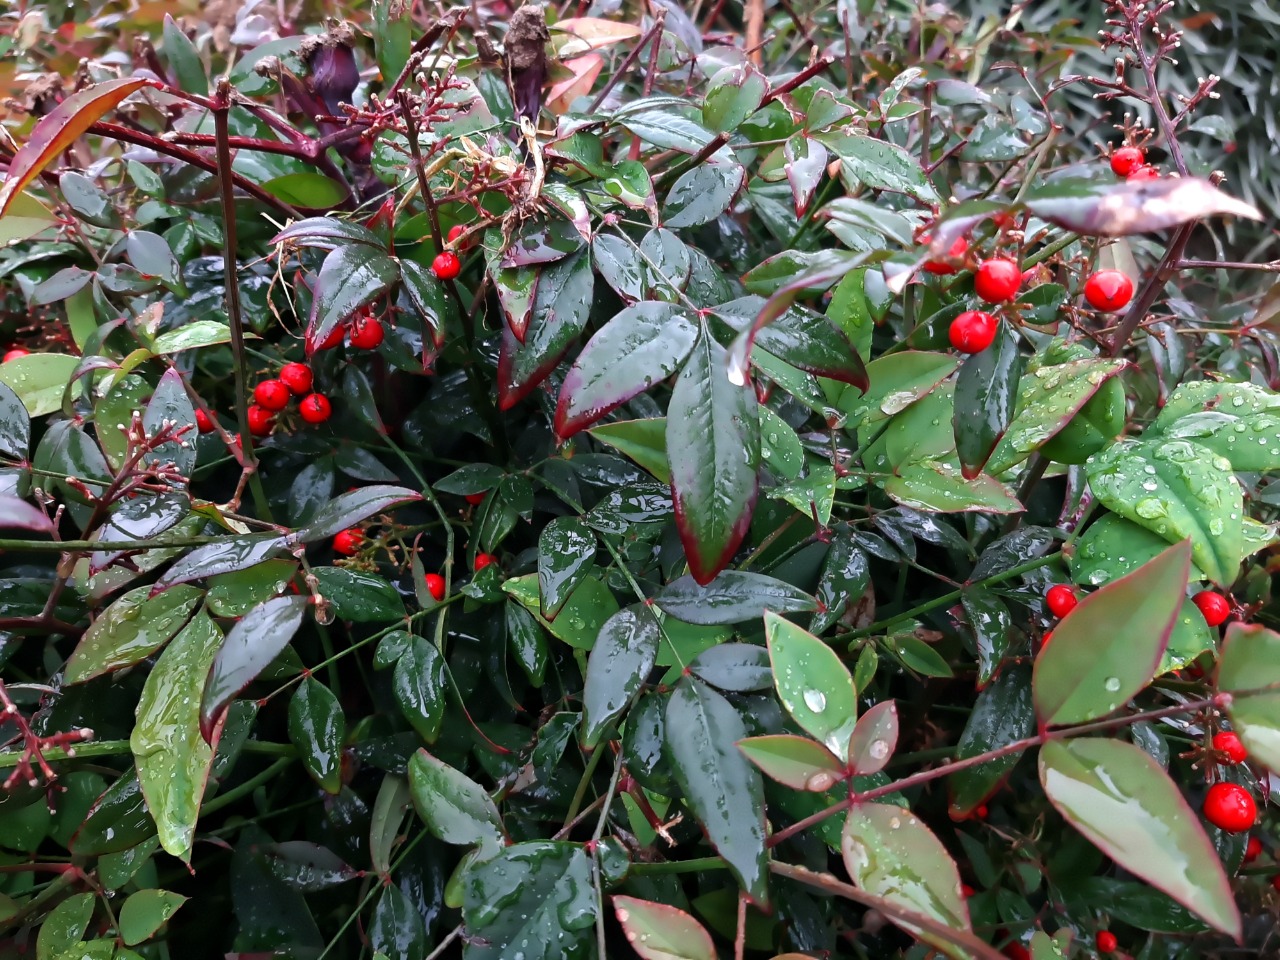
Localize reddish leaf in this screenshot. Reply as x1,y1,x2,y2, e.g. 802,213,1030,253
737,734,845,790
612,896,715,960
848,700,898,776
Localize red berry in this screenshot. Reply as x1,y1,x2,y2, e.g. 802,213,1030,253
309,323,346,353
1213,731,1248,765
1109,145,1145,177
1128,164,1160,181
246,404,274,436
974,258,1021,303
448,224,466,244
1272,874,1280,892
1193,590,1231,627
424,573,446,602
975,804,989,819
949,310,999,353
474,552,496,572
1045,584,1078,618
1003,945,1031,960
464,492,486,506
253,379,290,411
960,883,975,898
195,409,216,434
432,251,461,280
333,528,363,556
279,362,313,395
922,235,968,275
1203,782,1257,833
1245,836,1264,863
349,314,384,350
3,348,30,362
1084,270,1135,312
299,393,332,424
1097,931,1118,954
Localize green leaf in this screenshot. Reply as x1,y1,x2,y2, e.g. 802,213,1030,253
35,892,94,960
702,63,767,133
1086,438,1242,586
1034,540,1189,726
118,889,187,946
262,172,349,208
654,571,816,625
1023,176,1259,237
155,535,288,591
882,463,1022,514
143,368,196,476
961,587,1012,686
765,611,858,761
884,632,953,677
620,110,716,152
587,419,671,482
860,386,956,474
408,749,503,849
712,296,868,388
839,351,957,425
759,406,804,480
1070,514,1205,587
293,484,422,544
1039,737,1240,937
312,567,405,621
502,573,620,649
1151,378,1280,427
668,331,760,584
1074,877,1210,934
462,842,596,959
953,323,1023,478
612,896,716,960
841,802,972,952
591,233,647,301
506,602,549,686
368,885,426,960
689,643,772,691
133,610,224,861
820,131,939,202
948,665,1034,817
307,244,399,352
152,320,238,354
1218,623,1280,773
0,353,80,416
369,775,412,878
392,635,446,743
537,517,596,619
663,162,744,228
985,358,1127,475
582,606,660,748
1156,410,1280,472
288,678,345,794
826,269,874,360
126,230,181,286
64,583,202,683
784,135,827,215
738,734,845,790
398,258,448,347
665,677,768,904
0,380,29,460
69,772,156,857
162,14,208,95
812,531,870,634
1161,598,1216,674
206,559,296,617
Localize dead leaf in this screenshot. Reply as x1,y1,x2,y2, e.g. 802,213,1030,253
548,17,641,58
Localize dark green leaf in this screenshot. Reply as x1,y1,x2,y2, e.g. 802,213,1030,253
369,885,426,960
163,14,208,95
393,635,446,743
655,571,816,624
961,587,1012,687
408,749,503,849
312,567,405,622
155,535,288,592
663,163,744,228
582,606,660,748
307,244,399,353
537,516,596,619
64,583,202,684
812,531,870,634
288,678,346,794
689,643,772,692
954,323,1022,478
948,665,1034,817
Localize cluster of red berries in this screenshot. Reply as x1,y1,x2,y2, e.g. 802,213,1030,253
310,308,387,353
229,362,331,438
1109,144,1159,182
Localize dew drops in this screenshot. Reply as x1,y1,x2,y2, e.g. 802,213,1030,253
803,689,827,712
1104,676,1121,692
806,771,837,792
868,739,890,760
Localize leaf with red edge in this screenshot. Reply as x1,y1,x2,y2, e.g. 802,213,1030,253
0,77,150,217
555,302,698,439
498,250,594,410
1024,177,1260,237
1033,539,1190,727
0,495,54,533
713,295,869,391
848,700,898,775
668,330,760,584
612,896,716,960
306,244,399,356
737,734,845,790
547,54,604,114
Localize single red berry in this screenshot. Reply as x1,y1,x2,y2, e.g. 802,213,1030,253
309,323,346,354
1003,945,1032,960
1084,270,1135,312
1244,836,1264,863
974,258,1021,303
195,409,216,434
299,393,333,424
921,235,968,275
253,379,290,411
975,804,989,819
1045,584,1078,618
474,552,496,572
1272,874,1280,892
1128,164,1160,181
1109,145,1145,177
949,310,999,353
349,314,384,349
246,404,274,436
432,251,462,280
960,883,975,898
3,348,30,363
424,573,446,602
1213,730,1248,765
1193,590,1231,627
1097,931,1118,954
464,492,487,506
1203,782,1257,833
279,362,313,395
333,528,363,556
448,224,467,244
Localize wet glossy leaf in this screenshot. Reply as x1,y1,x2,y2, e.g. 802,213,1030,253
398,258,448,348
839,351,957,426
70,773,156,856
142,368,196,475
1039,737,1240,937
811,532,870,634
306,244,399,353
948,665,1034,817
502,573,619,649
882,463,1022,514
954,323,1022,478
665,676,768,904
690,643,772,691
262,841,359,892
393,635,446,743
408,749,504,849
273,217,385,250
1151,378,1280,427
738,734,844,790
369,885,426,960
163,14,208,94
588,419,670,482
126,230,180,285
65,584,202,684
0,381,29,460
820,131,939,203
612,896,715,960
766,611,858,761
555,302,698,439
506,602,549,686
1024,177,1260,237
785,135,827,215
849,700,898,776
119,889,187,946
369,775,412,878
1086,438,1241,586
462,842,596,959
35,892,94,960
668,331,760,584
1074,876,1210,934
312,567,405,621
620,109,716,152
133,610,223,860
292,484,421,544
582,606,660,748
1034,540,1189,726
702,63,767,132
536,517,596,618
664,162,744,228
152,320,237,354
591,233,647,301
154,535,288,592
0,78,149,216
1070,514,1204,587
1218,623,1280,773
0,353,81,416
655,571,816,625
961,587,1012,686
713,296,867,389
1156,409,1280,472
206,559,296,617
288,678,345,794
841,802,972,951
201,595,309,739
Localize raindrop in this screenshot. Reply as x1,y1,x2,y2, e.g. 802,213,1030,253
803,689,827,712
868,739,890,760
1104,676,1121,692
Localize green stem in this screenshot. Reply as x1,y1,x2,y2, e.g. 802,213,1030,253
629,856,730,876
0,738,294,770
203,757,293,815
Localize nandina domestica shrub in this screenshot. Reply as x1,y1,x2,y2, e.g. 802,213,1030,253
1,1,1279,958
